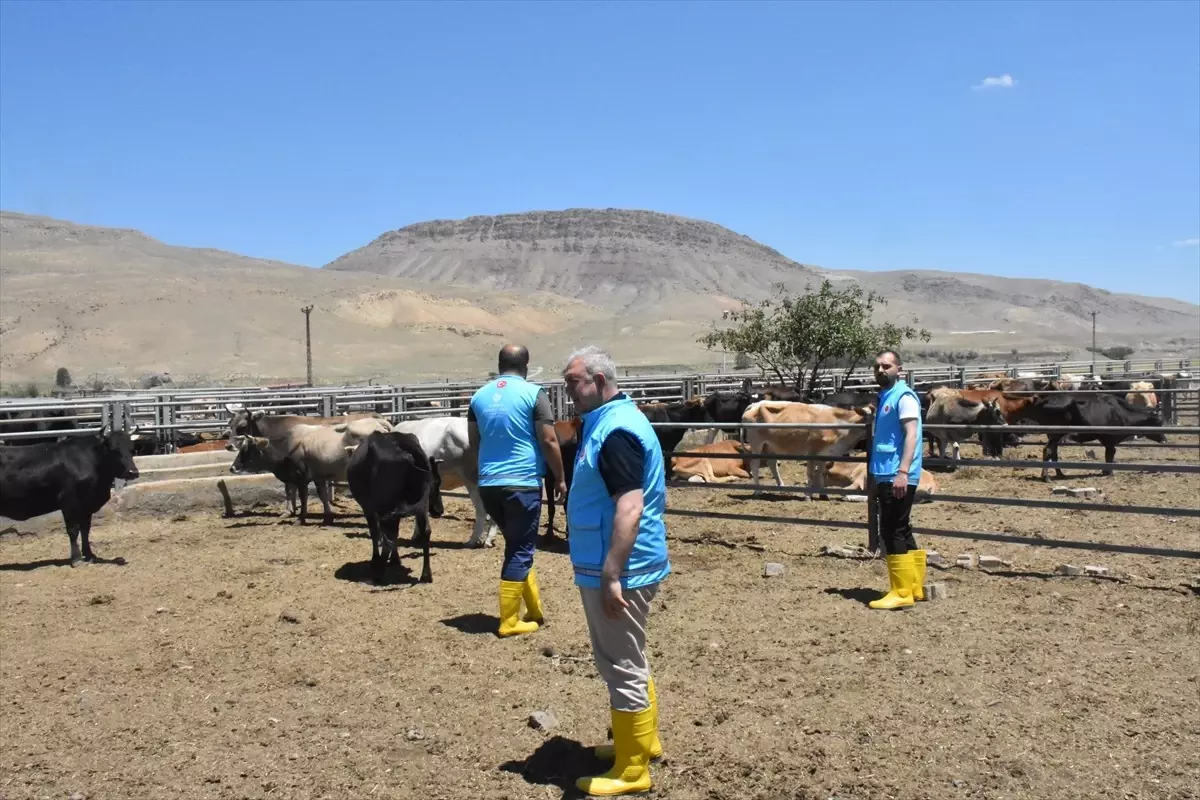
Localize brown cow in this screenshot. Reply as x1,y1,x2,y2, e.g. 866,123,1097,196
823,461,939,502
741,401,872,499
544,417,582,536
670,439,752,483
928,387,1038,423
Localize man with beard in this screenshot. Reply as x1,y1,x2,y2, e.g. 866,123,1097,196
868,349,926,610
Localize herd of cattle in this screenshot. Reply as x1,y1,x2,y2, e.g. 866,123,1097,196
0,371,1184,577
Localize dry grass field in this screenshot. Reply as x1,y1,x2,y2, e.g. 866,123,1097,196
2,433,1197,800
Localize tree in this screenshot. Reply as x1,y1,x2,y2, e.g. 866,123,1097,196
55,367,72,388
1090,345,1134,360
734,351,752,370
698,280,931,397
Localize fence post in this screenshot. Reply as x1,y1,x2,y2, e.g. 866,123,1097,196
957,366,966,389
865,417,879,554
1162,381,1177,426
321,393,334,418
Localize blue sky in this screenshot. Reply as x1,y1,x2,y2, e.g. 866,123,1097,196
2,0,1198,303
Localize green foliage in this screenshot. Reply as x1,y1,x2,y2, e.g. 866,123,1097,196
1088,345,1134,360
699,280,931,394
1,383,40,398
734,351,752,370
55,367,72,387
914,348,980,364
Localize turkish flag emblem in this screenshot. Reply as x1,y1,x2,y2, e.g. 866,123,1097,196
497,380,507,388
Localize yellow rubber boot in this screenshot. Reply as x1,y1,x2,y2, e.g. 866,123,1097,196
868,553,916,610
595,677,662,761
498,580,539,637
910,549,927,601
576,706,654,796
521,567,544,624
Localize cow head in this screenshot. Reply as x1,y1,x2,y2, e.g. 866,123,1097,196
98,427,140,480
979,399,1007,427
229,436,271,474
427,459,444,519
1137,410,1167,443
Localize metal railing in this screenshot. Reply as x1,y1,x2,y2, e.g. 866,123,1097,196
653,416,1200,560
2,357,1194,447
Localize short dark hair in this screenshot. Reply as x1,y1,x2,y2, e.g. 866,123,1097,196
498,344,530,374
875,349,902,367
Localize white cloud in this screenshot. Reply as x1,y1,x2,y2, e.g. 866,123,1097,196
1173,238,1200,247
972,74,1017,91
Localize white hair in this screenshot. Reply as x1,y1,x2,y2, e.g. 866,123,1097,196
564,345,618,383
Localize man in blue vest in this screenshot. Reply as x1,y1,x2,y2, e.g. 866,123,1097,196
561,345,670,797
868,348,926,610
468,344,566,638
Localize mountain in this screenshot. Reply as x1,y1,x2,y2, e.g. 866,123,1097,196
0,212,603,388
325,208,1199,361
1,209,1196,389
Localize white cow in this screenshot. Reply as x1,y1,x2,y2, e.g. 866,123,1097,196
392,416,499,548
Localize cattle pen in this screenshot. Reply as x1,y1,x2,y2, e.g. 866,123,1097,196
2,358,1198,800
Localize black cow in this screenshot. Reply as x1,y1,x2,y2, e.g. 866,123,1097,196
1024,394,1166,480
346,431,444,584
703,380,757,444
757,385,803,402
229,436,312,519
0,407,78,446
638,398,710,454
817,389,878,410
0,428,139,565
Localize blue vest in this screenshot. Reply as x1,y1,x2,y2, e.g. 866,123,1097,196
567,395,670,590
870,379,922,482
469,375,545,489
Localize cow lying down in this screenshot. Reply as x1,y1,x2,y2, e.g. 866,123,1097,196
670,439,753,483
822,461,939,502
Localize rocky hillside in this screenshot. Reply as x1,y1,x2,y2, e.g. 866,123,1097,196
0,212,603,387
324,209,825,319
326,208,1199,359
1,209,1196,389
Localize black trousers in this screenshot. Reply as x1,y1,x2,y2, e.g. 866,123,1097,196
874,482,918,556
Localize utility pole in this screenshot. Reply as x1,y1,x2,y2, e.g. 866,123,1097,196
301,305,314,387
1090,310,1098,377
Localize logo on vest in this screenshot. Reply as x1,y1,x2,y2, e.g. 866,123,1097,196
882,403,893,415
497,380,507,388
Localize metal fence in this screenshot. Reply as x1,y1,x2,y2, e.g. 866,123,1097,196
1,357,1195,448
652,415,1200,561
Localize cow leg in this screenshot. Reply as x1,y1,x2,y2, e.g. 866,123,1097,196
296,482,310,525
416,512,433,584
283,483,298,517
544,474,556,535
366,515,386,584
463,478,497,548
79,515,98,562
1102,442,1116,477
748,442,764,496
316,481,334,526
62,511,83,566
769,452,784,488
1042,436,1065,480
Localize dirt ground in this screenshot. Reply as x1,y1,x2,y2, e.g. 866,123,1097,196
2,437,1198,800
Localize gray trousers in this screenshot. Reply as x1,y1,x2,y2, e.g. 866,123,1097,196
579,583,659,713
